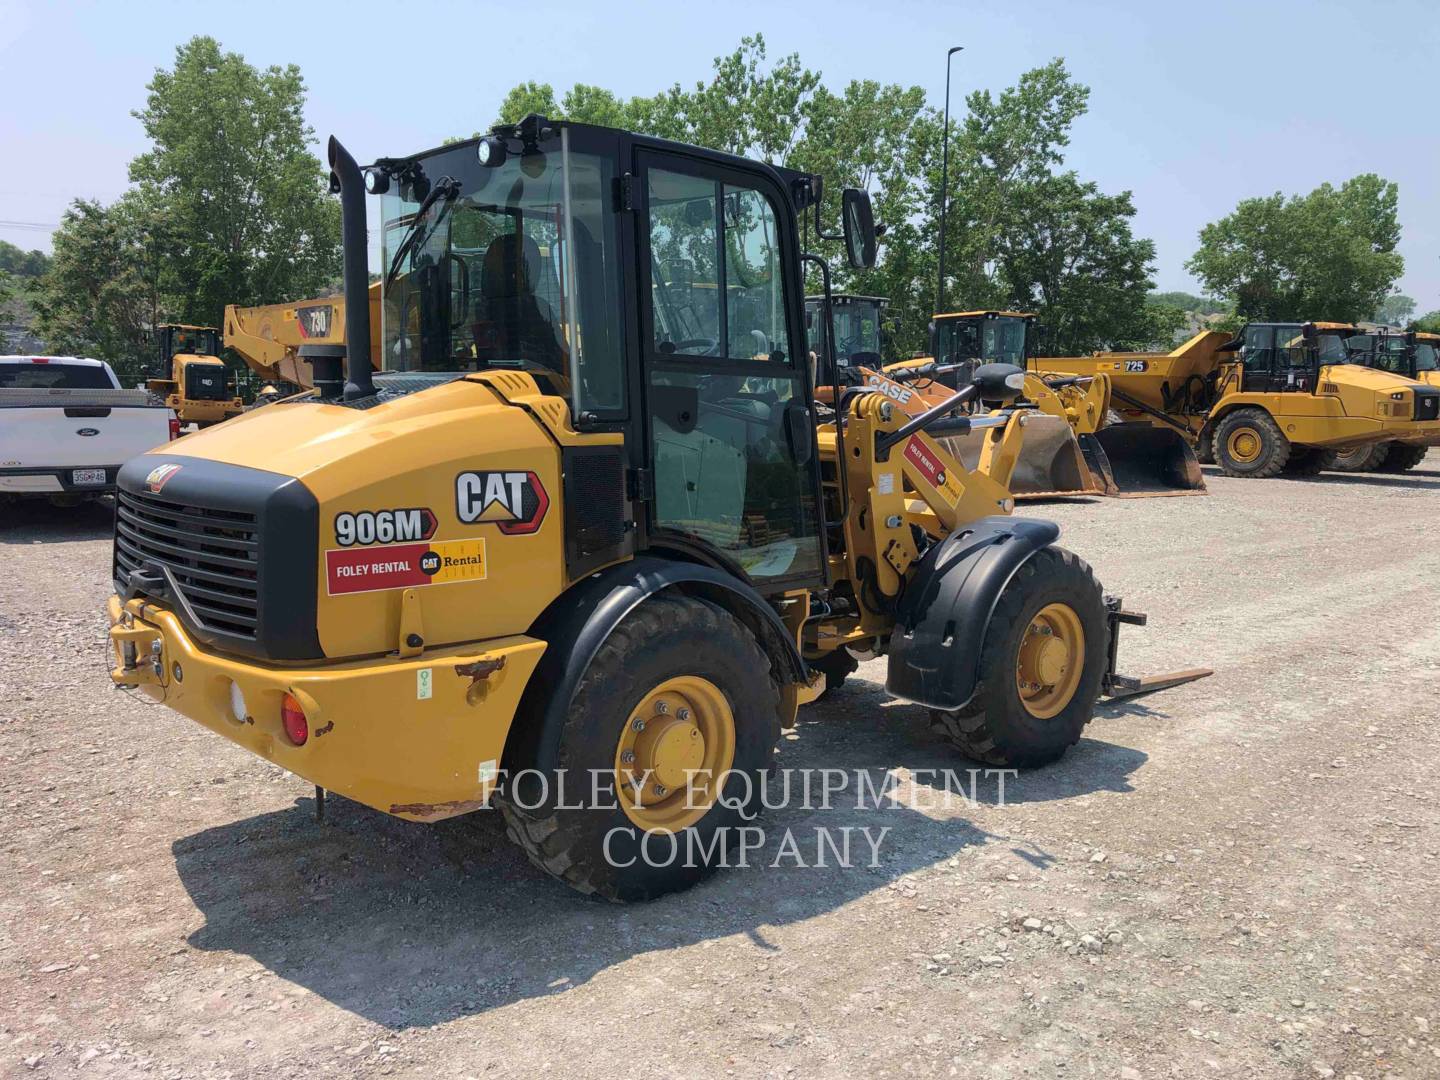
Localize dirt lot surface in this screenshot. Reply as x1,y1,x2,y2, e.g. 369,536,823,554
3,456,1440,1079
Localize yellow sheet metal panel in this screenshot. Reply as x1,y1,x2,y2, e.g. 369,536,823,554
108,599,545,820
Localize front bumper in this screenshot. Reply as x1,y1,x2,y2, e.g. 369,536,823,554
1,466,119,495
107,596,546,821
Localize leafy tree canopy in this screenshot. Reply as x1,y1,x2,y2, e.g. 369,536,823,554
1186,176,1403,324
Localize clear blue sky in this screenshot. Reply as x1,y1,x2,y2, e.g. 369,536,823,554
3,0,1437,312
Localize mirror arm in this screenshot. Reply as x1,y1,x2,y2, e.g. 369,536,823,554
813,200,844,243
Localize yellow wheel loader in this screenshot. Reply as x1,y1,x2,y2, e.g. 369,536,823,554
1035,322,1440,479
1326,329,1439,473
146,324,245,427
862,306,1202,498
105,116,1205,901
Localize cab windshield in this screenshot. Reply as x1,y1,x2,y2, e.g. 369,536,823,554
1416,341,1438,372
934,315,1028,365
380,130,624,413
832,303,882,361
167,328,219,359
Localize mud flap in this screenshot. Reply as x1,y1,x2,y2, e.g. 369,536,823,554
885,517,1059,711
1091,422,1206,497
938,414,1103,499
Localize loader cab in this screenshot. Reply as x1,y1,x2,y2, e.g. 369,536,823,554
1221,321,1355,394
804,294,888,377
367,116,876,591
927,311,1034,389
1414,333,1440,376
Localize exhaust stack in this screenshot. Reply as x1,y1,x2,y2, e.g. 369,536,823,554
326,136,375,401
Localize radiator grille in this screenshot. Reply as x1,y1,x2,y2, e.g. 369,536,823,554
114,489,260,638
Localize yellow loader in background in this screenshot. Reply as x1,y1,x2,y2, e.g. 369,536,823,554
1035,322,1440,478
854,305,1204,498
146,324,245,427
107,116,1205,901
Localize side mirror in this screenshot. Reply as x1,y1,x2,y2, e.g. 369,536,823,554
841,188,877,270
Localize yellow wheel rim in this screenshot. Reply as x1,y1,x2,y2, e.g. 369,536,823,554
1226,427,1263,464
1016,603,1085,720
614,675,736,831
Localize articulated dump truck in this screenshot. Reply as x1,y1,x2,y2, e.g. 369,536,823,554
1034,323,1440,479
106,115,1207,900
223,284,382,397
1326,329,1440,472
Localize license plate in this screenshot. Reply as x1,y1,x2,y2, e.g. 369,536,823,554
72,468,107,485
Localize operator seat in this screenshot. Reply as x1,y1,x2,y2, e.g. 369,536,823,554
471,233,565,373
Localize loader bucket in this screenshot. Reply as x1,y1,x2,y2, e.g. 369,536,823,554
1089,422,1206,497
937,413,1103,499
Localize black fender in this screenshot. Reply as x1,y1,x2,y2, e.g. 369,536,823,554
885,516,1059,711
502,556,807,774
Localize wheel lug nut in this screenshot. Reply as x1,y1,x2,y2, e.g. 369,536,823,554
677,707,690,721
631,717,645,732
620,750,636,764
654,784,668,797
655,701,669,714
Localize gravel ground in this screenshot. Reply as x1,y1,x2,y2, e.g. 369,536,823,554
2,456,1439,1079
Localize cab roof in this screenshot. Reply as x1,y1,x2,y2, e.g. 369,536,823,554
934,310,1035,321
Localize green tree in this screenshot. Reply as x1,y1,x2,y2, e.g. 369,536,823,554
0,241,51,278
1186,176,1403,323
1373,292,1415,325
129,36,341,325
29,196,166,369
1148,290,1228,315
1415,310,1440,333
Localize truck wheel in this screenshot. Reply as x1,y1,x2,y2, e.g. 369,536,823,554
929,547,1107,768
495,595,780,902
1283,447,1338,475
1330,443,1388,472
1213,409,1289,477
1377,443,1428,473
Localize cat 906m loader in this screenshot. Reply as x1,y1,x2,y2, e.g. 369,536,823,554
105,115,1205,900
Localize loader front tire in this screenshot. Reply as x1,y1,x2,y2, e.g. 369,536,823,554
1213,408,1289,478
1329,443,1388,472
929,547,1107,769
495,594,780,902
810,648,859,695
1377,443,1428,473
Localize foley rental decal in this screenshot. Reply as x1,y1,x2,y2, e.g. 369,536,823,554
325,538,487,596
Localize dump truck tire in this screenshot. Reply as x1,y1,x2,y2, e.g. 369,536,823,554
1283,448,1338,475
1377,443,1428,473
1330,443,1388,472
495,595,779,902
929,546,1106,768
1213,408,1289,478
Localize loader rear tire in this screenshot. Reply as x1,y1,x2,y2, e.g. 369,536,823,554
494,594,780,902
1282,447,1338,475
1329,443,1388,472
929,546,1107,769
1213,408,1289,478
1377,443,1428,473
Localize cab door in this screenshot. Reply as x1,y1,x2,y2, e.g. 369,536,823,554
635,151,824,592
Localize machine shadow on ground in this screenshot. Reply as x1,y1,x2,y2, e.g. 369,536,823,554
173,678,1147,1029
0,498,114,544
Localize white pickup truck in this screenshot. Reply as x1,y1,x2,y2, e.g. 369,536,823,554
1,356,178,505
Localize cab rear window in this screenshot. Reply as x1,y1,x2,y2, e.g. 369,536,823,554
0,363,114,389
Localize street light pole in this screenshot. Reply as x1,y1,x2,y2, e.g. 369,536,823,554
936,45,964,316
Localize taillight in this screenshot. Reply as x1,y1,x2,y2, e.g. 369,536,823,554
168,417,181,440
281,693,309,746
